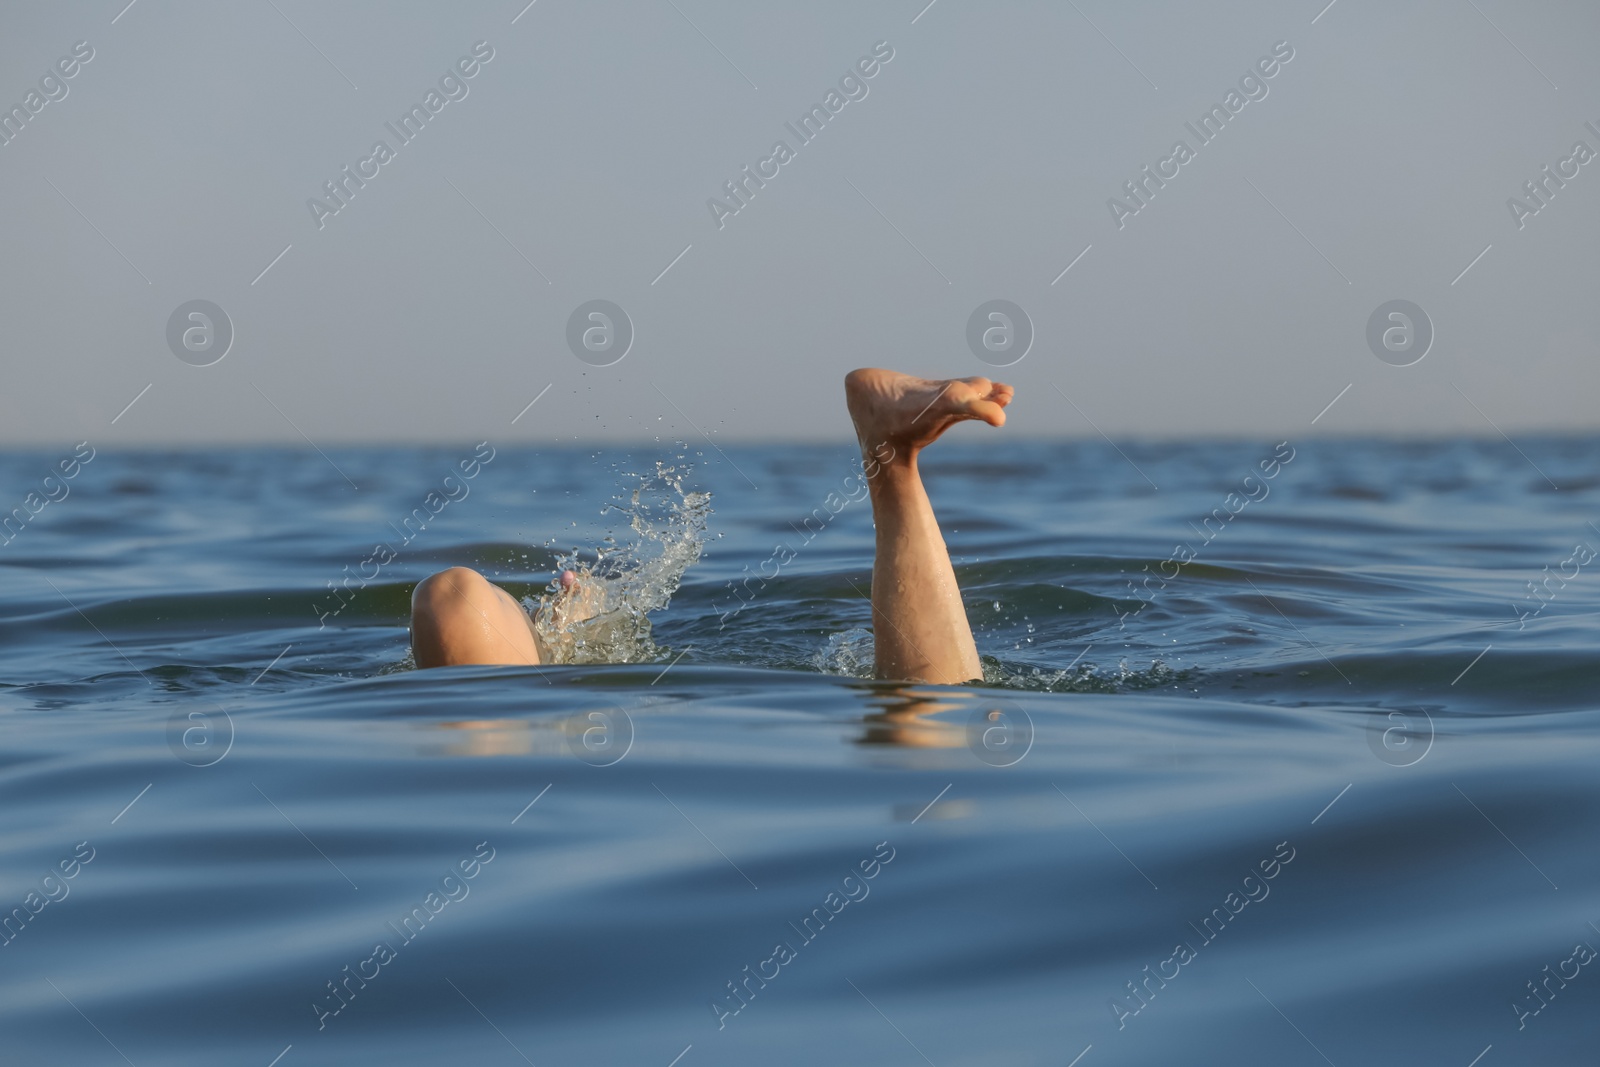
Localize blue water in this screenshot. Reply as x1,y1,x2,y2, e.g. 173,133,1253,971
3,438,1598,1066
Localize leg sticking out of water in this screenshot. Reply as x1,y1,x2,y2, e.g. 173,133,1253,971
410,566,593,668
844,368,1013,685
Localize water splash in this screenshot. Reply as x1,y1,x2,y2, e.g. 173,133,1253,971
980,656,1186,693
812,626,1187,693
526,463,710,665
813,627,876,677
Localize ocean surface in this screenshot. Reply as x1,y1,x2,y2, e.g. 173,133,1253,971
2,438,1598,1066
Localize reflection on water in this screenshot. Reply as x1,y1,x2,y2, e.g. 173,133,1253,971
428,718,536,758
857,685,970,748
424,702,638,764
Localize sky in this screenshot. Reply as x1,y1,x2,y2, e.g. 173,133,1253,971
1,0,1597,446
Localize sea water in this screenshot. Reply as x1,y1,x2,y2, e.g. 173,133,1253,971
1,438,1597,1065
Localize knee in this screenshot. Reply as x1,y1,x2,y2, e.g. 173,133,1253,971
412,566,495,617
411,567,507,669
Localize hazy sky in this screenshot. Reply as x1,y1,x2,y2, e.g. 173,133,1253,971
1,0,1597,445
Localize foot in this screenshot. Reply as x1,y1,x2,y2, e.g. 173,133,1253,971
541,570,605,628
844,368,1013,460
